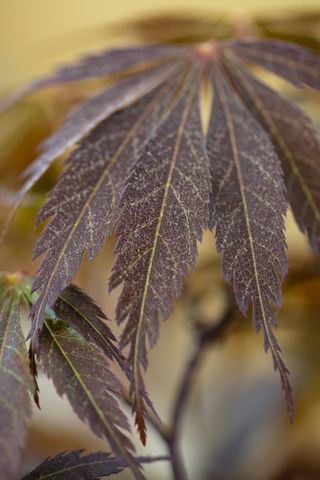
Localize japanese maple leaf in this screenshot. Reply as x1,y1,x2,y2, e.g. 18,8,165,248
2,38,320,442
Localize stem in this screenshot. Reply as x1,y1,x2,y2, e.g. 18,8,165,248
164,299,236,480
172,300,235,434
166,435,188,480
123,295,236,480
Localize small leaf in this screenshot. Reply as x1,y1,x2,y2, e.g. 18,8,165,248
207,64,294,417
29,66,187,350
53,285,158,420
0,277,34,479
110,67,209,441
21,450,126,479
38,319,144,480
21,451,170,480
229,39,320,90
222,55,320,252
53,285,127,373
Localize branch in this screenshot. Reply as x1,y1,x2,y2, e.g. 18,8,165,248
164,294,236,480
122,290,236,480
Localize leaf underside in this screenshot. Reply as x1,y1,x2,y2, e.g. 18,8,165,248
53,285,157,419
110,68,209,440
229,39,320,89
53,284,127,372
38,319,144,479
29,64,189,350
207,64,294,417
0,44,184,114
3,61,184,244
20,61,183,199
21,450,126,479
0,279,33,480
21,450,170,480
222,54,320,251
3,37,320,439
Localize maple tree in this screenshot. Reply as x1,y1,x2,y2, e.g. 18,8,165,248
0,27,320,480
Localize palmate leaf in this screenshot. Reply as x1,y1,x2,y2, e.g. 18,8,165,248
21,450,126,479
3,36,320,441
0,277,34,479
206,64,293,417
110,68,209,441
29,66,187,349
38,318,144,480
222,55,320,251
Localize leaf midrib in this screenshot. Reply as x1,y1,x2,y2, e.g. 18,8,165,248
57,292,119,360
215,71,276,356
132,73,199,409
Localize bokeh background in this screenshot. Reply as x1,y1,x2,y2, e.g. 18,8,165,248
1,1,320,479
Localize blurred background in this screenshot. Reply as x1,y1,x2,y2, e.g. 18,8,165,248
1,1,320,479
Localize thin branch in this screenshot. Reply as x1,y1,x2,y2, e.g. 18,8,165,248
122,292,236,480
163,296,236,480
171,299,236,434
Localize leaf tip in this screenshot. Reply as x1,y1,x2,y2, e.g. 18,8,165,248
271,347,296,423
28,344,41,408
135,409,147,446
132,390,148,445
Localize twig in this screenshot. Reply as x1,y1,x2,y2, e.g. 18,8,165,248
163,298,236,480
122,293,236,480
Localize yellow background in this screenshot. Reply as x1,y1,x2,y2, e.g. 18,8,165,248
1,0,320,89
1,2,320,479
